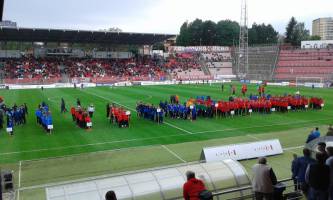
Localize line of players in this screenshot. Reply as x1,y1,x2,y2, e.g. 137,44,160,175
137,94,324,121
35,102,53,133
136,103,165,123
70,106,93,129
106,103,131,128
0,97,28,135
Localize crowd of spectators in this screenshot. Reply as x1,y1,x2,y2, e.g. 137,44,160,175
3,57,60,79
1,57,168,81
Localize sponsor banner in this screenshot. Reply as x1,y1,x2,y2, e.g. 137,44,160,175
304,82,324,88
169,46,230,52
250,80,263,84
7,83,96,90
267,82,283,86
0,84,6,89
201,139,283,162
132,82,142,86
96,83,115,87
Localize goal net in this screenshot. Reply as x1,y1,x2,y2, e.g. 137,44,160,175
295,77,324,88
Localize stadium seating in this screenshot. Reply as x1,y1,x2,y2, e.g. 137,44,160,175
246,46,279,80
166,53,211,80
1,57,168,84
202,51,235,78
274,48,333,81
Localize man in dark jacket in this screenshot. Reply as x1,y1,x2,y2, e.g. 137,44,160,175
306,152,330,200
292,148,315,195
183,171,207,200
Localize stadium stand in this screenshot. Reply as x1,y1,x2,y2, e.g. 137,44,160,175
274,48,333,81
166,53,210,80
246,45,279,80
203,50,236,79
1,57,168,84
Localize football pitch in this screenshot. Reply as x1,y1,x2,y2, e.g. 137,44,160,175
0,83,332,199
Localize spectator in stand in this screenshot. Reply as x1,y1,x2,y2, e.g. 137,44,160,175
105,190,117,200
326,147,333,200
252,157,277,200
291,148,315,196
317,142,329,161
327,125,333,136
306,127,320,143
305,152,330,200
183,171,207,200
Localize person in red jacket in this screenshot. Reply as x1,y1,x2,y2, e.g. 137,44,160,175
183,171,207,200
70,107,76,121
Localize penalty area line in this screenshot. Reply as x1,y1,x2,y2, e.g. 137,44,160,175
161,145,186,163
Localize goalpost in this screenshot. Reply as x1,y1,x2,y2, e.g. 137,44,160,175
295,77,324,88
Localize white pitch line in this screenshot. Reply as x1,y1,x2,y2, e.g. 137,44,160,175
81,89,194,135
283,146,304,151
0,135,183,156
0,119,326,157
194,118,333,134
161,145,186,163
246,134,261,140
164,121,193,134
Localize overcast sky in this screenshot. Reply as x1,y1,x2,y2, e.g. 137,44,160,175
3,0,333,34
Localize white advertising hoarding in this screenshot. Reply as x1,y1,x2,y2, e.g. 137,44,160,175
201,139,283,162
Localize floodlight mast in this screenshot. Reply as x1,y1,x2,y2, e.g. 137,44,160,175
237,0,249,79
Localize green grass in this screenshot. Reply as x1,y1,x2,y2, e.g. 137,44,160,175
0,83,332,199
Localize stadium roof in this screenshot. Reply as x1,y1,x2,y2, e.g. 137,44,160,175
0,27,176,45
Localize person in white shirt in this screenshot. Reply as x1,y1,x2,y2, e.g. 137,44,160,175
87,104,95,118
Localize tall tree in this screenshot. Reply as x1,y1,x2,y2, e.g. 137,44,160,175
216,20,240,46
292,23,310,46
201,20,217,45
284,17,310,46
249,23,278,45
285,17,297,44
188,19,204,45
176,22,191,46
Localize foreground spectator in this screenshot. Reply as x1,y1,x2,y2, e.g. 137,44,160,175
105,190,117,200
327,125,333,136
306,127,320,143
305,152,330,200
183,171,208,200
291,148,315,196
252,157,277,200
317,142,329,161
326,147,333,200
